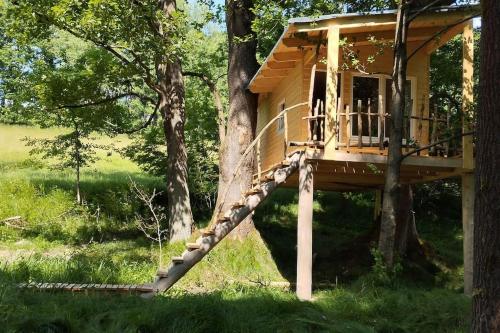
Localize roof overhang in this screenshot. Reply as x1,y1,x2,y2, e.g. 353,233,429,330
248,5,480,94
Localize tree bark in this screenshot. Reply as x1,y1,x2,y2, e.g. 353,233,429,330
378,1,410,267
216,0,260,239
472,0,500,330
157,0,193,242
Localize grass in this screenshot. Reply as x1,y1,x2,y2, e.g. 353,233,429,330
0,124,470,332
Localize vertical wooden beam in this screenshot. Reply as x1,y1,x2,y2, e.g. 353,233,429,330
297,154,313,301
324,25,339,158
462,21,474,170
462,174,474,296
461,21,474,297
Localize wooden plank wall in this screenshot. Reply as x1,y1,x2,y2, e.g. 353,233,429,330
256,56,309,170
255,40,431,170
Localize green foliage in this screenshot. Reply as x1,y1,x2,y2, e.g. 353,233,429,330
23,130,103,171
368,248,403,286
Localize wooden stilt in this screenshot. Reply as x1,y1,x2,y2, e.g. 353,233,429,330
296,154,313,301
461,22,474,297
462,173,474,296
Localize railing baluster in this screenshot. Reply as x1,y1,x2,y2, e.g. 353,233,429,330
379,99,384,150
257,138,262,182
336,97,342,147
445,107,450,157
320,100,325,142
314,101,320,141
418,100,424,149
357,99,362,148
368,98,372,147
284,111,289,159
430,105,438,155
346,105,351,149
405,98,412,152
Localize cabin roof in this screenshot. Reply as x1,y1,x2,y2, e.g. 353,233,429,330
248,4,480,94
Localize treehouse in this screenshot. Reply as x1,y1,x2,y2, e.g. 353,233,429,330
247,5,478,299
24,5,480,300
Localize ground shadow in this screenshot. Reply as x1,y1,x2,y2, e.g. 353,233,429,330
253,188,374,285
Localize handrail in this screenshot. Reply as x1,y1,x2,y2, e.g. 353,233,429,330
209,102,309,227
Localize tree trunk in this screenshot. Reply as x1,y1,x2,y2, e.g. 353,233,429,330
394,184,422,257
472,0,500,330
378,1,409,267
157,0,193,242
216,0,260,239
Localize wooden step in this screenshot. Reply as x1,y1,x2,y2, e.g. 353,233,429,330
201,229,215,237
244,188,262,196
172,256,184,265
157,270,169,278
186,243,201,251
231,201,246,209
216,215,230,223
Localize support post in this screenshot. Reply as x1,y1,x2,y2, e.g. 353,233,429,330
461,21,474,296
325,25,339,158
297,154,313,301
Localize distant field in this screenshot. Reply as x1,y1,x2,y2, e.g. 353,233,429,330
0,124,141,172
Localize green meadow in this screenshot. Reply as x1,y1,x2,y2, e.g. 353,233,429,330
0,124,469,332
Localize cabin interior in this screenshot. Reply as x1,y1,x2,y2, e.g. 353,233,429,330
247,5,478,300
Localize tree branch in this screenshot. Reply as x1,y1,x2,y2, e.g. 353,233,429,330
33,11,161,94
106,98,160,134
55,92,155,110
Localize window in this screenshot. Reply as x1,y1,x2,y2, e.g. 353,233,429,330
351,76,379,138
277,102,285,133
350,75,415,142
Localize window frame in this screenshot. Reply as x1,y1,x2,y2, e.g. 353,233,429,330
349,73,417,144
276,100,286,134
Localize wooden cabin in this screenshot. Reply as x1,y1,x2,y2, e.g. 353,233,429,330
248,5,478,300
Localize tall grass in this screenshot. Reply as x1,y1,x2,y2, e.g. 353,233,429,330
0,282,470,332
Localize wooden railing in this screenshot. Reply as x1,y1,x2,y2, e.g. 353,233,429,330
210,102,308,227
329,98,461,157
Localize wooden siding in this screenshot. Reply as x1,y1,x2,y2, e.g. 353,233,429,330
256,40,431,170
256,55,309,170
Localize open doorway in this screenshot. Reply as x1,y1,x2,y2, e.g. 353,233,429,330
310,71,341,142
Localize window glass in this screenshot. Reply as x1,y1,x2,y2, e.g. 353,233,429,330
277,103,285,132
352,76,379,137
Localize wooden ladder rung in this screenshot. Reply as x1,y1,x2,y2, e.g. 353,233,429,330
216,215,230,223
172,256,184,264
186,243,201,251
244,188,262,196
261,175,275,182
231,201,246,209
201,229,215,237
156,270,169,278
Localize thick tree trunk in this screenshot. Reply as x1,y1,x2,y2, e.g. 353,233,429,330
472,0,500,330
394,184,422,257
216,0,259,239
157,60,193,242
156,0,193,242
378,1,409,267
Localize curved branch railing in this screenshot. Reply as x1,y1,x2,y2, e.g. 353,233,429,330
209,102,309,227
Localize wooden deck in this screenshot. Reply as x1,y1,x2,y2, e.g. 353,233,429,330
263,148,465,191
